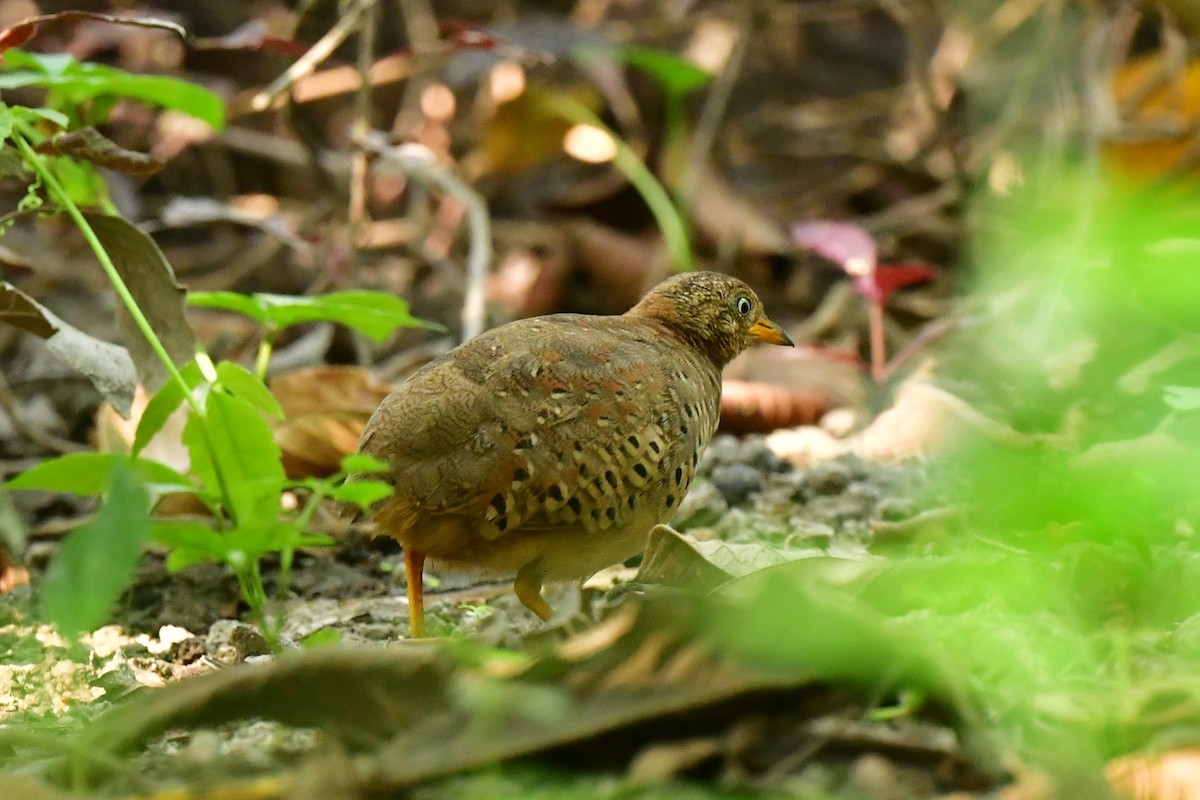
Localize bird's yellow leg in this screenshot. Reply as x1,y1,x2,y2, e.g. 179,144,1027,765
514,560,553,621
405,548,427,638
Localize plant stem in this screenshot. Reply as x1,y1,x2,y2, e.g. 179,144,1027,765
13,128,239,521
14,131,196,413
869,301,886,384
542,94,693,271
255,330,276,380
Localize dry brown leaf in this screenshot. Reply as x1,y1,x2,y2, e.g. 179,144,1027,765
0,552,30,593
850,372,1035,461
270,365,392,419
487,228,569,319
269,366,393,478
85,214,195,394
1103,54,1200,183
720,379,830,433
94,384,190,472
765,425,849,469
1108,750,1200,800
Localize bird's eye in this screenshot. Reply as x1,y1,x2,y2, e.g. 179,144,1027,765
736,296,752,316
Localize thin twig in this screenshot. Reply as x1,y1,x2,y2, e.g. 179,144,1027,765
877,0,970,193
0,368,84,454
358,134,491,341
249,0,371,112
349,0,379,230
678,8,752,209
968,0,1066,173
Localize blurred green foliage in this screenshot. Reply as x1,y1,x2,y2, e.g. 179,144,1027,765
704,162,1200,782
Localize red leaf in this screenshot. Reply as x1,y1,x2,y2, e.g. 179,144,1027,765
871,262,936,303
0,21,37,55
792,220,877,276
0,11,185,56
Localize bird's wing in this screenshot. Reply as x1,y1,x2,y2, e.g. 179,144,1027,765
359,315,716,539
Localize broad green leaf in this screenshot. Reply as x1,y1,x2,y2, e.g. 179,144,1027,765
0,102,15,142
77,69,224,129
610,46,712,95
256,291,431,341
340,453,391,474
6,453,194,496
0,51,225,129
188,290,435,341
328,480,393,509
11,105,68,128
1,50,71,76
1164,385,1200,411
299,628,343,648
133,361,205,456
216,361,283,419
40,461,151,638
225,522,333,563
182,392,284,526
186,291,268,323
152,519,227,573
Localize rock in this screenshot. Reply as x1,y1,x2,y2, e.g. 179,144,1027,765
710,463,765,506
205,620,270,664
673,481,728,529
805,457,859,496
742,435,790,474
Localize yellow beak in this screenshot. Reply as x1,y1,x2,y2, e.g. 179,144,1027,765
748,317,794,347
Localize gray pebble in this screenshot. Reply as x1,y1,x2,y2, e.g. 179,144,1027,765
674,481,728,529
805,459,856,496
710,462,765,506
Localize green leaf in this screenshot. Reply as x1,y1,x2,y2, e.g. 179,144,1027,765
189,290,436,341
2,50,70,76
339,453,391,474
328,480,393,509
40,461,151,638
225,522,332,563
0,51,225,129
152,519,228,573
216,361,283,419
0,102,15,142
299,628,343,648
256,291,432,341
182,392,284,526
7,453,194,496
610,46,712,95
186,290,269,323
133,361,205,456
12,105,69,128
1164,385,1200,411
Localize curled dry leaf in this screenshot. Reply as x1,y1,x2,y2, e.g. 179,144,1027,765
720,378,831,433
0,281,136,416
190,19,309,56
850,373,1036,462
269,365,393,478
36,128,163,175
0,10,186,56
85,213,196,393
